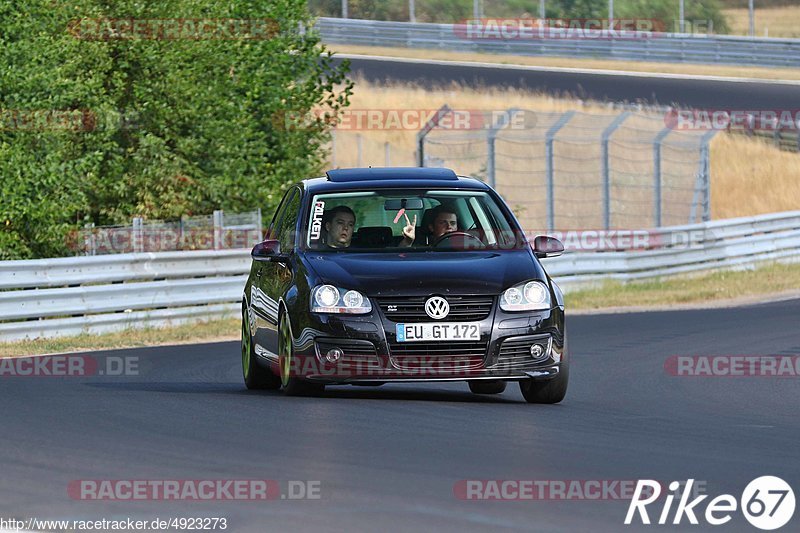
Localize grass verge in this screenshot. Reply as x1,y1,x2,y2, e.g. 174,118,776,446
565,261,800,311
0,318,239,358
331,44,800,82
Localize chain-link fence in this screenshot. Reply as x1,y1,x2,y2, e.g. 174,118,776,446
419,108,717,231
76,210,262,255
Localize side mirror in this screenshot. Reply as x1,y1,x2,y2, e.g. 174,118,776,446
251,239,281,262
533,235,564,258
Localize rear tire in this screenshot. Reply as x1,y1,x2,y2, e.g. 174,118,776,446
468,380,507,395
278,311,325,397
242,305,281,390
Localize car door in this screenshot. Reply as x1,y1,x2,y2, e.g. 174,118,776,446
253,186,302,357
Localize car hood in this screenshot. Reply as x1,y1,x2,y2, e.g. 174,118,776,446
302,250,546,296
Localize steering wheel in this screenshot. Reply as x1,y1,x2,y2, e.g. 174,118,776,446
432,231,486,249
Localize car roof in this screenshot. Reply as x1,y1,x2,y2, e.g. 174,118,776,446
299,167,490,194
327,167,457,182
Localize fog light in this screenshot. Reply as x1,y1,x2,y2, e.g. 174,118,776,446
530,343,545,358
325,348,343,363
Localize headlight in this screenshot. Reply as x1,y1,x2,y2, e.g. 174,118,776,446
499,280,551,311
311,285,372,314
314,285,339,308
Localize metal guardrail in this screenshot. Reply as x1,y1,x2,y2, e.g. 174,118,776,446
0,250,250,342
0,249,250,290
1,211,799,341
316,17,800,68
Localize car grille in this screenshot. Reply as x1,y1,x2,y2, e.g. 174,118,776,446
388,340,487,370
491,335,552,369
378,295,494,322
315,338,380,365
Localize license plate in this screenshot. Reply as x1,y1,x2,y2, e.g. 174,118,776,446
396,323,480,342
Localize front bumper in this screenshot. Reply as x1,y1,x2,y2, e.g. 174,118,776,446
306,365,562,384
284,298,566,384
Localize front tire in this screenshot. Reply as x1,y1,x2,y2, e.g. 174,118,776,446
519,333,569,404
278,311,325,397
242,305,280,390
519,360,569,404
468,380,507,394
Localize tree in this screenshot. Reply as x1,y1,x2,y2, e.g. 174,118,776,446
0,0,352,259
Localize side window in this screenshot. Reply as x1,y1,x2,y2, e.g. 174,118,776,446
275,189,301,252
479,196,514,246
267,189,294,240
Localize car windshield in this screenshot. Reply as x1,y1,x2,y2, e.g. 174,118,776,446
305,189,521,252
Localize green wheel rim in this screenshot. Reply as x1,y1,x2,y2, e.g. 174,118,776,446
279,318,291,387
242,314,251,379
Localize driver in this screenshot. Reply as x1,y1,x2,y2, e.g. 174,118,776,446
399,205,458,246
427,206,458,240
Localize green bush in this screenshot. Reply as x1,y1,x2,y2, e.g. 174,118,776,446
0,0,352,259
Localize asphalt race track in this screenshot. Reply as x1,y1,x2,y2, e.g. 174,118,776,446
336,55,800,110
1,298,799,532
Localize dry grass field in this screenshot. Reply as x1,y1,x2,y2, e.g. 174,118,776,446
326,78,800,223
723,5,800,38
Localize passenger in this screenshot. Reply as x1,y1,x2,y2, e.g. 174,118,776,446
323,206,355,248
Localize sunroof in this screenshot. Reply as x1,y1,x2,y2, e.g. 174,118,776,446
326,167,458,182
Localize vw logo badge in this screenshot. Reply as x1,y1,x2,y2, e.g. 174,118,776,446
425,296,450,320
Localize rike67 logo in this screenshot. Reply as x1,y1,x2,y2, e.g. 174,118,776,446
626,477,795,530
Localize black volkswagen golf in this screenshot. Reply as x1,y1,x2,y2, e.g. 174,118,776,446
241,167,568,403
